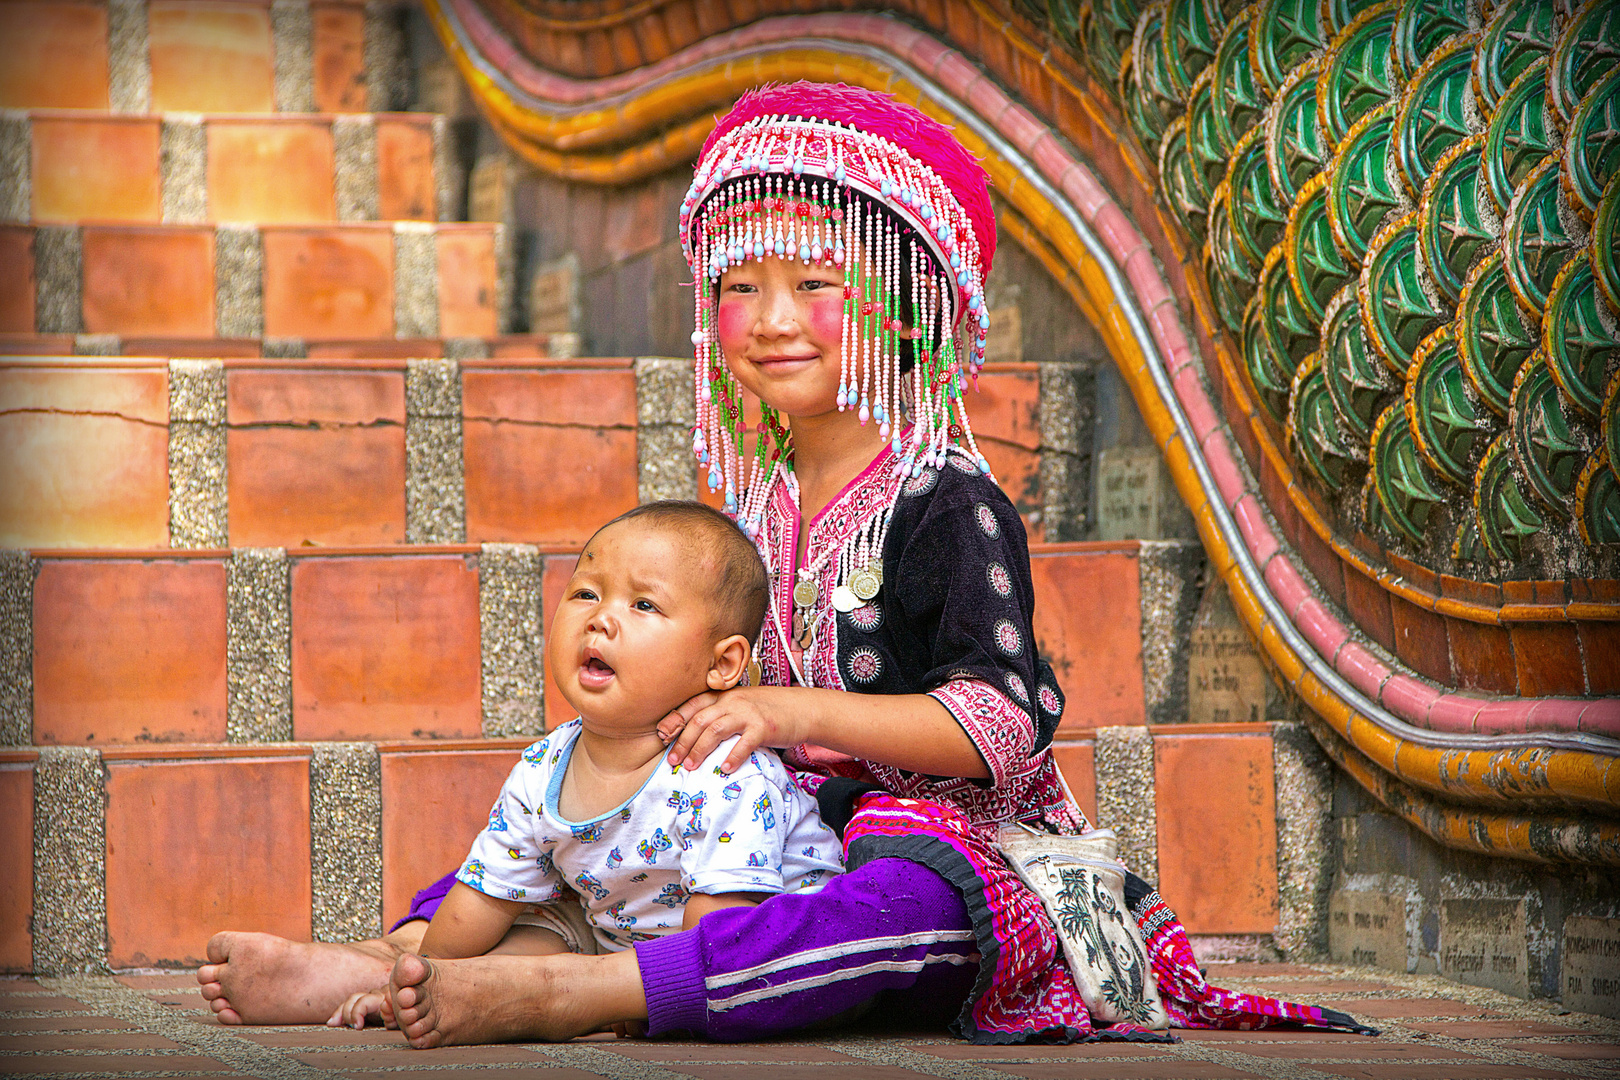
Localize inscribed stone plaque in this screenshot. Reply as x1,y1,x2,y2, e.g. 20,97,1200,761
983,305,1023,365
468,153,511,223
1441,898,1529,998
1187,580,1266,724
1329,890,1407,971
1564,916,1620,1019
1098,446,1162,540
528,255,580,334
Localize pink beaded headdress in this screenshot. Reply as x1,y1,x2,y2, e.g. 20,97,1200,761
682,82,998,535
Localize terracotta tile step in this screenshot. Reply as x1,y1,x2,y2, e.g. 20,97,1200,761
5,111,451,225
0,724,1289,970
0,0,387,115
12,540,1144,741
0,332,573,358
0,357,1040,554
0,221,507,340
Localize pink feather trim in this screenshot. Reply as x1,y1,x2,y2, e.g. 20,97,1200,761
702,81,997,272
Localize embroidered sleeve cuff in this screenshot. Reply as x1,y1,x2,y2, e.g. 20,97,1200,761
929,677,1036,788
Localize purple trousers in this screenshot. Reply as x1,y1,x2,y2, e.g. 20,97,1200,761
401,858,978,1040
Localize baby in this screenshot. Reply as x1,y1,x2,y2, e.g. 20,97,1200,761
330,500,842,1029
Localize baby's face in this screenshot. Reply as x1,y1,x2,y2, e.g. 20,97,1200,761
547,519,725,734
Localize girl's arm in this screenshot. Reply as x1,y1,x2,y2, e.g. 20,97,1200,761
420,881,531,959
659,686,990,779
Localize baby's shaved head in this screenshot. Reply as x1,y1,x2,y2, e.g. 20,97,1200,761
589,501,768,642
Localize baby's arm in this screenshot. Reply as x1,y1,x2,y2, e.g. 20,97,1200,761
681,890,768,930
420,881,530,958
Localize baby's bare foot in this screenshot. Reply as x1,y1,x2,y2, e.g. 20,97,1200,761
389,950,643,1048
196,931,404,1025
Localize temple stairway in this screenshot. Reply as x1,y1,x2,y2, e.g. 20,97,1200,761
5,0,1352,977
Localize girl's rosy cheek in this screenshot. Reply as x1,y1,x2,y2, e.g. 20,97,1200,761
716,300,749,349
806,295,843,342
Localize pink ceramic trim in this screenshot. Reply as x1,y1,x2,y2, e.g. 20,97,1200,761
444,1,1611,741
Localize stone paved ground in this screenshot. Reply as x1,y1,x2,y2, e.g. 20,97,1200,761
2,964,1616,1079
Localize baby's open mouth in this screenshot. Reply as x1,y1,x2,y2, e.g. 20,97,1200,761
584,657,615,675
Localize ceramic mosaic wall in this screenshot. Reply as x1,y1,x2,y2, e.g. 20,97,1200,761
1073,0,1617,573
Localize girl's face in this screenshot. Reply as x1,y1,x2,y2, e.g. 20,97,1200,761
716,252,846,421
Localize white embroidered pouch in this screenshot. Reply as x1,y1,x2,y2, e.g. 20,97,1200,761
997,825,1170,1030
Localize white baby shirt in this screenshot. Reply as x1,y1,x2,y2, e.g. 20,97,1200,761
458,720,844,951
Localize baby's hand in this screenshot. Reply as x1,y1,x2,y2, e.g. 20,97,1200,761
658,687,798,773
326,989,394,1030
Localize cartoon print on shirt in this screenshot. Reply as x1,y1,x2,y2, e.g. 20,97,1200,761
746,850,769,867
752,791,775,830
573,870,609,900
604,899,636,929
487,801,508,833
570,820,605,842
536,850,554,877
606,846,623,869
637,827,674,864
722,780,743,801
651,881,689,908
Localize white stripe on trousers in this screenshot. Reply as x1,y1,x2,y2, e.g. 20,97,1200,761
708,952,982,1012
703,929,979,990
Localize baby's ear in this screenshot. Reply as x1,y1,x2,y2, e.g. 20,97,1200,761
708,634,752,690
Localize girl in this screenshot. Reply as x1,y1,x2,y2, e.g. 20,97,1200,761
200,82,1367,1050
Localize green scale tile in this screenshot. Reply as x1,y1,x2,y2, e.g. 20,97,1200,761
1509,352,1591,517
1211,5,1269,152
1481,56,1563,220
1562,66,1620,221
1394,33,1480,199
1289,350,1361,491
1404,323,1492,486
1577,448,1620,544
1226,126,1288,267
1370,400,1448,541
1390,0,1474,82
1547,0,1619,128
1206,181,1255,333
1264,56,1329,206
1474,431,1544,559
1543,255,1620,420
1316,1,1398,149
1159,116,1211,239
1326,102,1406,266
1456,251,1539,416
1243,269,1295,421
1249,0,1330,95
1164,0,1227,98
1286,171,1357,322
1472,0,1563,119
1418,134,1499,305
1321,283,1394,443
1360,212,1450,373
1502,157,1583,317
1594,173,1620,316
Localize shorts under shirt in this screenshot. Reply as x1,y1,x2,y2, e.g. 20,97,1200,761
458,720,844,952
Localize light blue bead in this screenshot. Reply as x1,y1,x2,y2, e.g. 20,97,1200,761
968,295,980,310
979,314,990,329
880,180,892,196
798,243,809,261
951,253,961,268
835,167,846,182
708,469,721,490
754,241,765,257
774,239,785,255
921,205,932,220
958,271,968,286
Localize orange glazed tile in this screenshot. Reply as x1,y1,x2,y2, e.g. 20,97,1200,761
542,552,580,727
0,366,169,548
33,559,228,744
105,755,311,968
1154,731,1278,934
0,2,108,109
0,763,32,971
436,227,498,337
1446,617,1518,694
260,226,393,338
226,368,405,547
311,2,367,112
30,117,162,223
81,226,214,336
0,227,35,332
1029,550,1145,730
375,117,435,222
146,0,275,113
1049,741,1098,826
290,555,482,740
379,748,523,928
206,120,335,224
463,370,639,545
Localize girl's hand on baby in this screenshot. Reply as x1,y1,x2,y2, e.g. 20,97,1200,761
659,688,798,773
326,989,395,1030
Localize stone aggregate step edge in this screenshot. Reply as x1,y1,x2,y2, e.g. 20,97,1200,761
0,110,461,226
